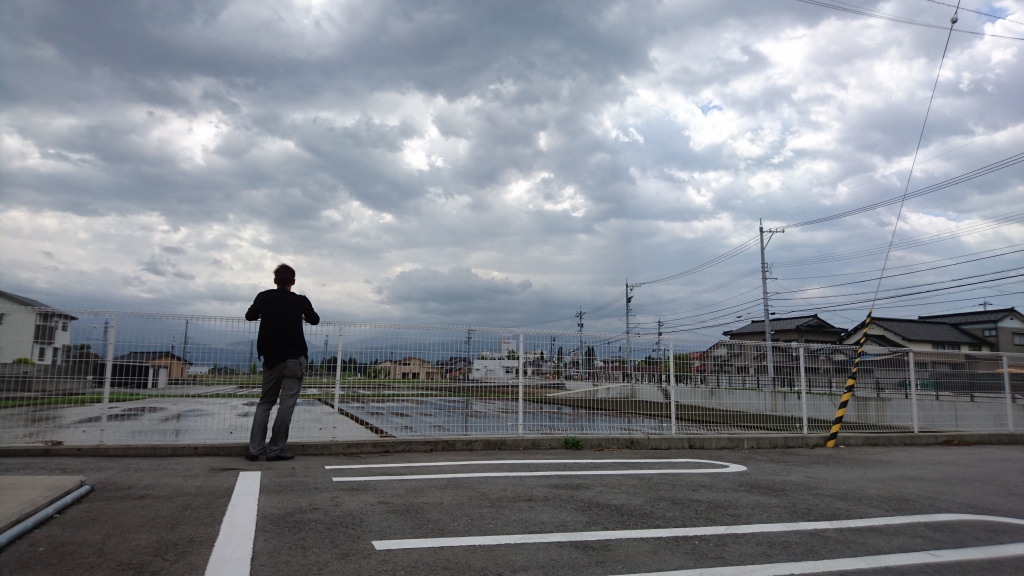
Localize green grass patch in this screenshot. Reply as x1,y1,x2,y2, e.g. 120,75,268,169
563,435,584,450
0,393,151,410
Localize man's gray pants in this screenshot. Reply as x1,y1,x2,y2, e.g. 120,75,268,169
248,357,306,457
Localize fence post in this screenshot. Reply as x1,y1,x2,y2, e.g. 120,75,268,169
798,344,808,435
100,317,116,443
908,350,919,434
669,342,677,435
518,333,524,435
1003,354,1014,431
334,324,343,423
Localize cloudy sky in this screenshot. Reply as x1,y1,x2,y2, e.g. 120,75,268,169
1,0,1022,337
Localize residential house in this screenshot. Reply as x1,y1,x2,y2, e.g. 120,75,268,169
918,308,1024,354
722,315,846,344
379,357,440,380
112,351,191,388
0,290,77,365
839,317,993,352
839,317,999,393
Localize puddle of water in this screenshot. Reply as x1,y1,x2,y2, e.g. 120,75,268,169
337,397,678,437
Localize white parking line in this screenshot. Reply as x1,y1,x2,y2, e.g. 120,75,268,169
372,513,1024,550
332,459,745,482
613,542,1024,575
205,471,261,576
326,458,742,470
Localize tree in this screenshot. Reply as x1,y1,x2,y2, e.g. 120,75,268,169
556,346,564,366
672,353,693,383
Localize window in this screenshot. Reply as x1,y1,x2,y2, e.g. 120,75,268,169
931,343,960,351
52,347,59,365
37,347,46,362
0,313,4,325
1014,333,1024,346
982,329,997,337
61,321,68,332
968,345,981,352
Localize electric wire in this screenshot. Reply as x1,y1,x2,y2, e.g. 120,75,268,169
793,0,1024,41
777,242,1024,280
775,249,1024,295
780,151,1024,228
875,1,962,309
921,0,1024,26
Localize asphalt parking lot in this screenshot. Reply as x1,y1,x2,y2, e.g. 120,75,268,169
1,445,1023,575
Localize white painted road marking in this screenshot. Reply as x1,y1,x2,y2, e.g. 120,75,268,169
205,471,261,576
332,458,745,481
372,513,1024,550
612,542,1024,575
326,458,741,470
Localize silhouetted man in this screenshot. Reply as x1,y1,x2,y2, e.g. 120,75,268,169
245,264,320,461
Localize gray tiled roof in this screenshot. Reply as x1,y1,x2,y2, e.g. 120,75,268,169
0,290,52,308
114,351,187,363
918,308,1020,324
871,318,988,345
724,315,844,335
0,290,78,319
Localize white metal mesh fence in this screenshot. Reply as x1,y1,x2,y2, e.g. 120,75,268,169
0,306,1020,446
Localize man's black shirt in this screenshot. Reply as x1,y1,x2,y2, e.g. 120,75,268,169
245,288,320,370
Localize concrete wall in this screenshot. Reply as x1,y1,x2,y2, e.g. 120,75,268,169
662,385,1022,431
0,306,35,364
562,379,1022,431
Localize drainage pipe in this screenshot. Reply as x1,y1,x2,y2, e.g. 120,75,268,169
0,483,94,550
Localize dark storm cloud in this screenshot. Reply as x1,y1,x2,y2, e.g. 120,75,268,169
1,0,1021,329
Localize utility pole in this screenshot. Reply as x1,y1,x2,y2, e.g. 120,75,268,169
979,300,992,311
576,308,585,378
182,319,189,365
759,220,783,383
465,329,474,381
100,317,109,358
656,318,664,385
323,335,329,383
625,282,636,383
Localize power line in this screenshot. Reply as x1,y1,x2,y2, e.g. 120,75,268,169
792,0,1024,41
777,243,1024,280
777,248,1024,295
780,152,1024,228
875,2,964,311
774,267,1023,301
774,272,1024,313
921,0,1024,26
774,210,1024,268
635,237,761,286
763,120,1024,222
773,287,1024,315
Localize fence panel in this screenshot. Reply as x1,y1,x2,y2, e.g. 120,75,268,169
1,306,1021,446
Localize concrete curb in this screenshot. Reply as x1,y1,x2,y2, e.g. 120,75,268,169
2,432,1023,457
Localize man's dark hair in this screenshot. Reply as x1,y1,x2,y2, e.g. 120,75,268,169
274,264,296,286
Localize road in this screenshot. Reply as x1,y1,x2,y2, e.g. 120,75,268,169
1,445,1022,575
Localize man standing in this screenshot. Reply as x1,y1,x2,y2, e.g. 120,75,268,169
245,264,320,461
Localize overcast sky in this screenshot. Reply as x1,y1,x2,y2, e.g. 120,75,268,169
1,0,1022,337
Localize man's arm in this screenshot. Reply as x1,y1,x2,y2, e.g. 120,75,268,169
302,296,320,325
244,294,262,321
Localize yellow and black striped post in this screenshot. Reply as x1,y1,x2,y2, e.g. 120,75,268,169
825,310,873,448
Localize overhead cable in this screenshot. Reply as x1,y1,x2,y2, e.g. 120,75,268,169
781,152,1024,228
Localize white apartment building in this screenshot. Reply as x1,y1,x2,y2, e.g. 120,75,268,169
0,291,77,365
